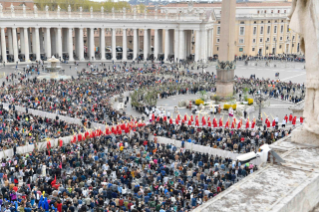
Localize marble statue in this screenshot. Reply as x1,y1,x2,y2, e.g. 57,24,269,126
290,0,319,142
10,4,14,13
101,6,104,13
123,7,126,13
33,5,37,14
57,5,61,12
22,4,26,13
112,7,114,13
68,5,71,12
133,7,136,15
45,5,49,12
79,7,82,13
90,7,93,13
0,4,2,13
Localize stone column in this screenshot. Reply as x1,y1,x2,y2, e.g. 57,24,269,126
39,29,44,54
216,0,236,97
77,28,84,61
100,28,106,60
28,30,32,54
50,29,56,56
7,28,13,55
1,28,6,63
68,28,74,61
20,29,25,55
195,29,201,62
122,28,127,61
133,28,138,60
12,27,18,63
164,29,170,61
158,29,163,56
34,27,41,61
112,28,116,61
57,28,63,60
24,28,30,62
88,28,95,60
174,29,179,62
154,29,159,60
179,29,185,60
202,29,207,62
143,28,149,61
44,27,51,59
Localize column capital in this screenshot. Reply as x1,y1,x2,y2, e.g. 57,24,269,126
46,27,51,29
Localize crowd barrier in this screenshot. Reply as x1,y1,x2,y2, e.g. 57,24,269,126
0,135,73,159
0,103,261,165
150,135,262,165
2,103,105,129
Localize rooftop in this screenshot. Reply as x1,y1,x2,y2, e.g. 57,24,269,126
162,2,292,8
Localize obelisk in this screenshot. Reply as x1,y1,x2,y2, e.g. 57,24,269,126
216,0,236,97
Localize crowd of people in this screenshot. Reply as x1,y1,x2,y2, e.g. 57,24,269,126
235,76,305,103
0,121,258,212
0,60,303,212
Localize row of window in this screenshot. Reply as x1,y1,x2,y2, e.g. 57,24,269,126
257,10,287,14
216,25,290,36
216,45,287,52
216,35,296,44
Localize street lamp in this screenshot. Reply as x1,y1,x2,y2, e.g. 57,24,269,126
254,93,268,127
291,36,294,55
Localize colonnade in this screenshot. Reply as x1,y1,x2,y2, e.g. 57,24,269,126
0,26,214,63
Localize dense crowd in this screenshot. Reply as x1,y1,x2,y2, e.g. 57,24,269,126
0,105,83,151
235,76,305,103
0,127,258,212
0,61,303,212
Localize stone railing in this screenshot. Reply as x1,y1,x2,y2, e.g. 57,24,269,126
0,9,207,22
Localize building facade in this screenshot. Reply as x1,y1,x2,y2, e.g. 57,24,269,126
0,6,214,63
162,1,300,57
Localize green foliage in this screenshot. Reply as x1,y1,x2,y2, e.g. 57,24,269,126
199,90,207,101
243,87,249,94
213,95,220,104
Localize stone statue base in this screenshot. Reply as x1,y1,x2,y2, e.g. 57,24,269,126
215,68,234,97
291,127,319,146
216,82,233,97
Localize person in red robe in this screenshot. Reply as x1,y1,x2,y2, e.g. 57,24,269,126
225,119,229,128
289,114,293,122
272,119,276,127
251,119,256,129
219,118,223,128
169,118,173,125
245,119,250,129
292,116,297,126
231,121,235,129
284,115,288,123
266,119,270,128
300,117,304,124
237,120,242,129
188,119,192,126
213,118,218,128
202,116,206,126
195,118,199,127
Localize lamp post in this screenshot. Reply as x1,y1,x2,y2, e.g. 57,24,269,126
254,93,268,127
274,38,277,58
291,36,294,56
